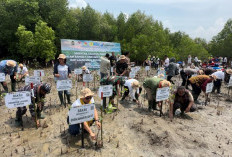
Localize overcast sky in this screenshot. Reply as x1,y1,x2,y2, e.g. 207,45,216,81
68,0,232,41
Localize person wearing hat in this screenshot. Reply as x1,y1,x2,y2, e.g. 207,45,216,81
68,88,101,140
114,55,128,76
212,69,225,94
79,66,90,80
15,83,51,127
0,60,18,92
121,79,142,105
170,86,196,118
17,63,29,81
143,77,171,111
81,66,90,75
164,55,169,68
54,54,72,105
224,69,232,84
188,75,217,104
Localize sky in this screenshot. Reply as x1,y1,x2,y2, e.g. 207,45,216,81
68,0,232,41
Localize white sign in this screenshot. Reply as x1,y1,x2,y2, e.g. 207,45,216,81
156,87,170,101
74,69,82,75
97,70,100,76
135,66,141,72
228,77,232,87
5,91,31,108
129,71,136,78
0,73,5,82
34,70,45,77
98,85,113,97
25,76,41,85
69,104,95,125
56,79,72,91
145,66,150,71
206,82,213,93
83,74,93,82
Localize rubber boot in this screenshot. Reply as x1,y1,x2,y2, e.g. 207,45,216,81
66,93,71,104
152,100,157,110
148,100,155,111
15,115,23,127
3,84,8,92
58,92,64,106
193,93,200,104
37,111,45,119
11,82,16,92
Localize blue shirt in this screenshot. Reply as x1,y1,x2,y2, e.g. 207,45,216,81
0,60,18,75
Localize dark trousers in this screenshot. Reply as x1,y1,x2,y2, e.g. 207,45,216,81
173,102,196,115
212,79,222,93
58,90,71,104
0,75,16,92
167,76,174,84
180,70,191,88
122,86,142,101
191,83,201,101
16,103,44,120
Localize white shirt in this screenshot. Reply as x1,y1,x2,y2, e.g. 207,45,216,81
71,98,95,107
82,69,90,74
124,79,139,100
18,67,28,75
188,57,192,64
212,71,225,80
57,64,69,80
164,58,169,67
194,57,198,62
224,57,227,62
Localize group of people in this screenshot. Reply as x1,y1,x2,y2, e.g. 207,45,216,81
1,53,232,142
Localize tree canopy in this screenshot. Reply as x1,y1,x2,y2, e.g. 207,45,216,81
0,0,231,63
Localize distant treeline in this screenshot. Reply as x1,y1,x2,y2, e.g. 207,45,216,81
0,0,231,63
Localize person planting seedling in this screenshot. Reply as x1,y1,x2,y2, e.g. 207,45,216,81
67,88,101,140
143,77,171,111
15,83,51,127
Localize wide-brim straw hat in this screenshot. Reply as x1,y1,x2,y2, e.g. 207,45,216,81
57,54,66,59
80,88,94,99
131,80,139,88
82,66,87,70
190,65,195,69
19,63,23,68
158,74,164,78
209,74,217,80
198,70,204,75
226,69,232,75
6,60,16,67
160,80,171,87
119,55,126,60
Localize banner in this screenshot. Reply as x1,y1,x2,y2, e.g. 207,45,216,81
61,39,121,70
69,104,95,125
5,91,31,108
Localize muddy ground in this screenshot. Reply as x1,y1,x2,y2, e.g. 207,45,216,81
0,67,232,157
